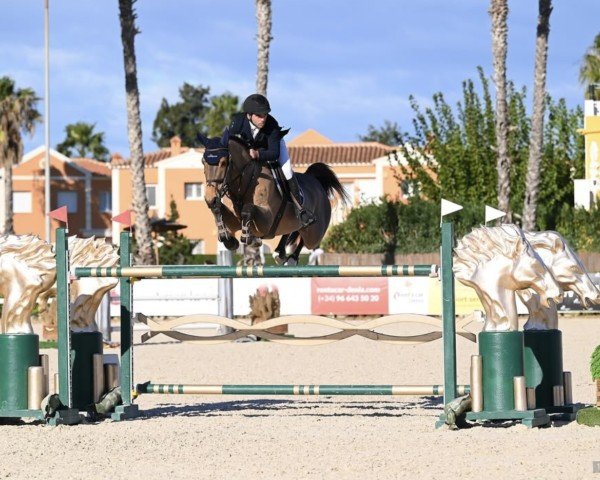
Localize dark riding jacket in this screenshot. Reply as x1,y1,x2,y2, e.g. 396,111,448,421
221,113,288,164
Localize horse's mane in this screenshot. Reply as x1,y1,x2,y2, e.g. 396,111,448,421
228,135,253,151
524,230,565,254
0,234,55,271
69,236,119,268
454,225,527,279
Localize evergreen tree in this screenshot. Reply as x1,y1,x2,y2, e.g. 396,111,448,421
152,84,239,147
359,120,403,146
368,70,582,229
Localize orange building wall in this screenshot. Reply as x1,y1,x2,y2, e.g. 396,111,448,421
163,168,218,253
12,154,104,240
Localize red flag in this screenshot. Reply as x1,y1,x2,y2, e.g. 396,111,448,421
112,210,132,227
48,206,68,224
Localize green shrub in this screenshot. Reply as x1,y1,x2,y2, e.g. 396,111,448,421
591,345,600,380
576,407,600,427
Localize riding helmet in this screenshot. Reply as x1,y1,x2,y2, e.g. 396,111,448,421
242,94,271,115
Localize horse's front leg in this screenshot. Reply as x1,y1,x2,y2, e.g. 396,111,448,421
240,204,262,248
205,190,239,251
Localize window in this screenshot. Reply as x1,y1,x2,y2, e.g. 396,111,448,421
56,191,78,213
146,184,157,208
99,191,112,213
184,182,204,200
13,192,32,213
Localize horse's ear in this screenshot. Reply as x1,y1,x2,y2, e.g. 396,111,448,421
197,132,209,147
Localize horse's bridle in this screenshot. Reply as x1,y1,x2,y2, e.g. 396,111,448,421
205,150,261,216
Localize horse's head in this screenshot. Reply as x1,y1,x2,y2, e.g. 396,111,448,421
526,231,600,308
199,135,230,209
502,226,563,308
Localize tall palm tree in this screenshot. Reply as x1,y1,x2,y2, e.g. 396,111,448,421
118,0,155,264
0,77,41,234
580,32,600,100
523,0,553,231
255,0,273,96
244,0,273,267
56,121,109,161
490,0,511,218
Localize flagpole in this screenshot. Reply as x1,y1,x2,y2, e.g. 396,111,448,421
44,0,51,241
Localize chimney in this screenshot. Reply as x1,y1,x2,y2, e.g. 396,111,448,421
111,152,123,166
170,136,182,156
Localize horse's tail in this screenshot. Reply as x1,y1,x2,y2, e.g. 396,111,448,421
304,163,351,206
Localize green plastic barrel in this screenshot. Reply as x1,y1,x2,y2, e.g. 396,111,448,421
71,331,103,409
524,329,563,408
0,334,40,412
479,331,524,412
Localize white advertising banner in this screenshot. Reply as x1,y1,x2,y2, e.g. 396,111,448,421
109,273,558,319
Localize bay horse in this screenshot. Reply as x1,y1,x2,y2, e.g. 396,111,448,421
200,135,349,262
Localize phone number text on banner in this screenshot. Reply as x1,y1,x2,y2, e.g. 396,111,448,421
311,277,388,315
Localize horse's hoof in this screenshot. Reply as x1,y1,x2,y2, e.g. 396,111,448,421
284,258,298,266
272,251,286,265
222,237,239,251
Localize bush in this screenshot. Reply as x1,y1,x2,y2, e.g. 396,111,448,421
323,199,495,255
555,204,600,252
576,407,600,427
591,345,600,380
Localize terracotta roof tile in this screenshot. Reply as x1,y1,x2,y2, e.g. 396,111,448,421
111,146,193,168
71,158,111,176
288,143,395,167
111,139,393,169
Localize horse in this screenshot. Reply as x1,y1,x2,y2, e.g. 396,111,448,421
201,135,349,262
519,230,600,330
453,225,563,332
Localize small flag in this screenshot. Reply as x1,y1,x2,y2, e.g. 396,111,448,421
112,210,132,227
48,206,68,224
441,199,463,218
485,205,506,224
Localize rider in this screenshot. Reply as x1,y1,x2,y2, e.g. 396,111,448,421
221,93,315,228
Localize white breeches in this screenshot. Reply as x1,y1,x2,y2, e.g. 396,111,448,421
279,139,294,180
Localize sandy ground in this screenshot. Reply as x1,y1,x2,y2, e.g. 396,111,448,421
1,315,599,480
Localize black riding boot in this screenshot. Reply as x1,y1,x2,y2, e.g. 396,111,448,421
287,175,316,228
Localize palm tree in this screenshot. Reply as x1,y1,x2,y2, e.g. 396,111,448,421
523,0,553,231
0,77,41,234
56,122,109,161
490,0,511,218
118,0,155,264
580,33,600,100
244,0,273,267
255,0,273,95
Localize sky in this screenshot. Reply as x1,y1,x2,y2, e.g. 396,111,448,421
1,0,599,158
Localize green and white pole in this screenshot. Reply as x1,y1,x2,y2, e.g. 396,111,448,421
137,383,470,396
55,227,73,408
441,221,458,405
111,230,139,420
74,264,439,279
